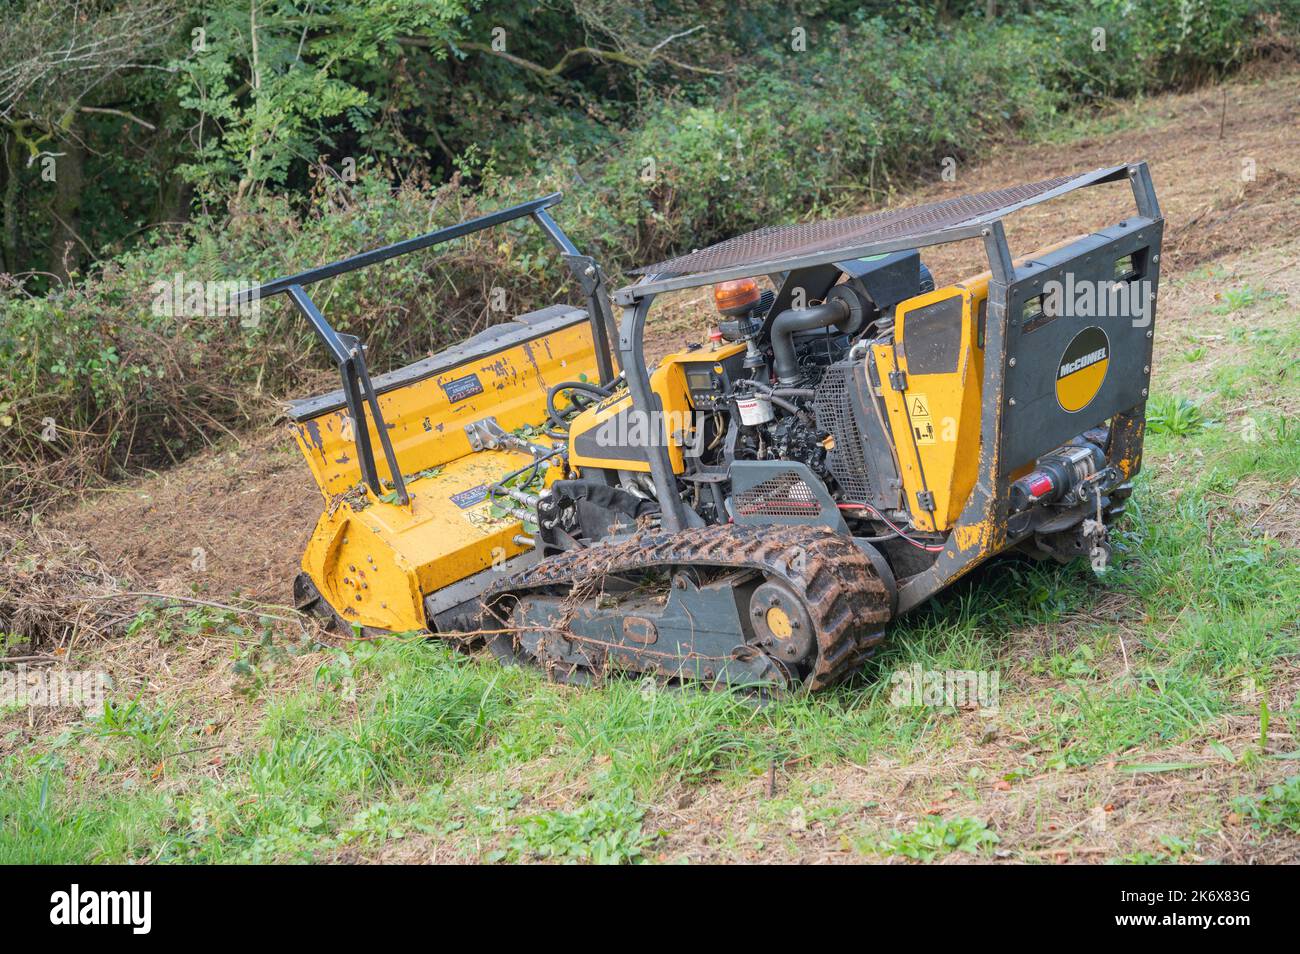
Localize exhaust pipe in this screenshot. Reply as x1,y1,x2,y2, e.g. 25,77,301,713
770,285,866,384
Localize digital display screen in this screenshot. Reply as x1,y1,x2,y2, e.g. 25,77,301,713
686,370,714,391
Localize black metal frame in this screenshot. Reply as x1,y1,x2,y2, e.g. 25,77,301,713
610,163,1164,607
240,193,618,505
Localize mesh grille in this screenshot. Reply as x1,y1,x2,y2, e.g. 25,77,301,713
734,472,825,519
814,365,875,504
635,174,1078,277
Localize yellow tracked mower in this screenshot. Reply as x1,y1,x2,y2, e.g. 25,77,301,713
246,164,1163,690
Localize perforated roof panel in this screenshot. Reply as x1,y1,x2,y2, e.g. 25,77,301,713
625,165,1130,291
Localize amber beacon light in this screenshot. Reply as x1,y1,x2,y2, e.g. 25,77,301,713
712,278,760,315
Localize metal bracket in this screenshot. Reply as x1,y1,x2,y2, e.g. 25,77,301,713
1127,161,1162,221
284,285,409,505
618,295,689,532
562,253,619,385
464,416,551,458
464,417,503,451
532,207,617,384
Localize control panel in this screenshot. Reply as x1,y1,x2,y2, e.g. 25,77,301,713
683,350,745,410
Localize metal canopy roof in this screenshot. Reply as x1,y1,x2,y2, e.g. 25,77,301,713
617,164,1134,302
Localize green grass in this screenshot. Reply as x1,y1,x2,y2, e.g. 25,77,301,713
1147,395,1208,436
1234,776,1300,834
0,773,172,864
866,815,1001,861
499,789,653,864
1,267,1297,864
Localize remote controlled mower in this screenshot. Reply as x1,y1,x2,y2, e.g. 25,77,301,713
246,163,1163,690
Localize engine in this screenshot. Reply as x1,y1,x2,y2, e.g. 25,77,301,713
712,252,934,506
558,251,933,542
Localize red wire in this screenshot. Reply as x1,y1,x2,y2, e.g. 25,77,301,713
836,502,945,552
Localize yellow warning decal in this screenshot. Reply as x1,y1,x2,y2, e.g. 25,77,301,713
907,392,936,445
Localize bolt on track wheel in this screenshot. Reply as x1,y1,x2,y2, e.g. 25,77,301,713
749,579,817,666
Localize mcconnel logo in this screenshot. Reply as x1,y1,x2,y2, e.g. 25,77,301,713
1056,326,1110,412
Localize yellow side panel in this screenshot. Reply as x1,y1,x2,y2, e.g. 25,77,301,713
292,320,598,499
568,342,744,473
567,391,664,474
301,447,552,631
872,277,988,532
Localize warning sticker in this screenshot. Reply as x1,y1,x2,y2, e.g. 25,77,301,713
907,392,936,445
450,483,517,534
464,507,512,533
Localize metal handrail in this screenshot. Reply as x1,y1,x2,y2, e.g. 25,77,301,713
239,193,617,506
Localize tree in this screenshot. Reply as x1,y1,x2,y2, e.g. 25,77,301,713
0,0,181,276
172,0,470,205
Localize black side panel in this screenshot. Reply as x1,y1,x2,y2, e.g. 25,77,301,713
838,250,921,309
901,293,963,375
1000,220,1162,473
570,402,652,464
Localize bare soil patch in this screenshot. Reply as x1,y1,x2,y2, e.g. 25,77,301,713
51,427,318,605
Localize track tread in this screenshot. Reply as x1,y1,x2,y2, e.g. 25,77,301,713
484,523,891,690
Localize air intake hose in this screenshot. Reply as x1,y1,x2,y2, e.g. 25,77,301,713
770,285,866,385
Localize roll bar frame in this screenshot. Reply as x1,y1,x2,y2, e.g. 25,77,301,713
610,163,1162,537
239,193,618,506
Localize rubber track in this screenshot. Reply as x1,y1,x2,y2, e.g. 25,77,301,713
484,523,892,690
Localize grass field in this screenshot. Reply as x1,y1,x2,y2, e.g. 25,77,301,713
2,70,1298,865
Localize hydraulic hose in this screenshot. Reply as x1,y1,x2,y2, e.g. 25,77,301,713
734,381,801,416
547,380,613,430
742,381,817,401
